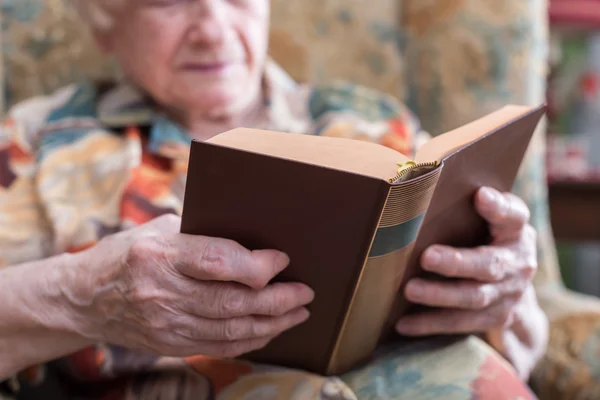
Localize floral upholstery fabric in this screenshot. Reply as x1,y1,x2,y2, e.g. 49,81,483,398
1,0,118,113
269,0,404,98
400,0,561,290
531,312,600,400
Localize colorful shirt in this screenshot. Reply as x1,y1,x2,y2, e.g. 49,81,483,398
0,61,536,399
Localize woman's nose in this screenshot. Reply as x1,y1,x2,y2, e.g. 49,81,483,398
186,0,228,45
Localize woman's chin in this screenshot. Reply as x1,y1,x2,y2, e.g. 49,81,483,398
181,90,251,117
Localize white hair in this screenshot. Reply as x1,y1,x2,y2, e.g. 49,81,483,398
72,0,125,32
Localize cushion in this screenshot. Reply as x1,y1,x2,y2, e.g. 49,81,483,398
531,312,600,400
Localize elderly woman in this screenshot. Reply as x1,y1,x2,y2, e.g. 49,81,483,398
0,0,548,399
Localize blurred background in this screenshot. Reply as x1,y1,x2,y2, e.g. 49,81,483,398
546,0,600,297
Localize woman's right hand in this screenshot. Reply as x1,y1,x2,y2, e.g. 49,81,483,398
64,214,314,359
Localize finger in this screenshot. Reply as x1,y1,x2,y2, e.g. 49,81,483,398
185,281,315,318
174,307,310,341
103,314,278,359
475,187,530,241
162,335,275,359
404,277,527,310
199,336,274,359
420,244,516,282
395,297,520,336
166,234,290,289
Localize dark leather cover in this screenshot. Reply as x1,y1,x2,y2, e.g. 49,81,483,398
383,105,547,339
180,142,390,374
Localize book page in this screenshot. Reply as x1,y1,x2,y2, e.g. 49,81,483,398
414,105,537,164
207,128,410,181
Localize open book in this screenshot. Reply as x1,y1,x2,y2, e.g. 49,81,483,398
180,104,546,375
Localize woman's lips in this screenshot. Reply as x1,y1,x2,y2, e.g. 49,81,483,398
180,62,235,75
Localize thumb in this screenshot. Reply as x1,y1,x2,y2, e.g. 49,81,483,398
475,187,530,241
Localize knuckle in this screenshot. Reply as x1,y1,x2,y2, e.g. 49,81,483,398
132,305,169,337
443,250,462,276
147,313,170,331
218,290,247,317
157,213,180,227
523,257,538,278
199,239,228,278
222,319,244,341
266,291,287,316
128,236,159,264
465,287,488,309
477,287,492,308
486,253,501,280
486,250,507,281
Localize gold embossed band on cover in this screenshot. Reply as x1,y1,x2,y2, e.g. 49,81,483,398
327,166,442,375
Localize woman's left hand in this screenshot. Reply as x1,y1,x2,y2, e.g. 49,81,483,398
394,186,548,377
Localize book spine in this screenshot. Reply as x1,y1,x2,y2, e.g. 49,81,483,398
326,167,442,375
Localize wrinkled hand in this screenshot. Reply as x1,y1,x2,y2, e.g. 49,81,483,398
395,186,538,336
67,214,314,359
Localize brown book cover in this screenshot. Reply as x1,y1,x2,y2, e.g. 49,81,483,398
180,104,546,375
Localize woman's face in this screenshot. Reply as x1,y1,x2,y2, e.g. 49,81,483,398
97,0,270,119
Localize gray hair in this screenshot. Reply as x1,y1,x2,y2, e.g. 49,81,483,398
72,0,125,32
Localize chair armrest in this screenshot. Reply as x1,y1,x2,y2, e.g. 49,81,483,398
537,286,600,321
531,288,600,399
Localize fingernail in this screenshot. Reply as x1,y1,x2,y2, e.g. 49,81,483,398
292,282,315,303
303,286,316,302
300,308,311,322
405,280,423,301
395,319,415,335
275,252,290,270
425,248,442,268
480,187,497,205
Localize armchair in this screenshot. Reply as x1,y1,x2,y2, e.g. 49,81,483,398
3,0,600,398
